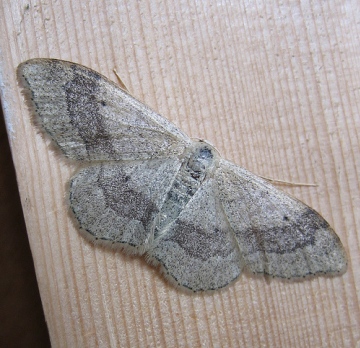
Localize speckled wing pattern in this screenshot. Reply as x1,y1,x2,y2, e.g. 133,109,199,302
70,158,182,251
150,177,243,291
215,159,346,279
18,59,190,161
18,59,347,292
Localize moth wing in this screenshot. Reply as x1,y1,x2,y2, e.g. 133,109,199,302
215,159,347,278
149,178,243,292
18,59,191,161
70,157,182,254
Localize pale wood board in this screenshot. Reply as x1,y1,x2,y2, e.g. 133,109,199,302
1,1,359,347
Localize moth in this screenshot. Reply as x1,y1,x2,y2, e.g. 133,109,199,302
18,59,347,292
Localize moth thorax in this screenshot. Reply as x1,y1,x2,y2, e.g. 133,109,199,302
186,142,216,180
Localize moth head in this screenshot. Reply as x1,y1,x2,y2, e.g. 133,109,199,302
185,141,218,179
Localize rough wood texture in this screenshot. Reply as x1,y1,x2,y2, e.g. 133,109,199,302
1,1,359,347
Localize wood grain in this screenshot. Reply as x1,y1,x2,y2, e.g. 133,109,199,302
1,1,359,347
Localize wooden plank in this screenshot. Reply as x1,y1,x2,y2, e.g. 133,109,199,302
0,1,359,347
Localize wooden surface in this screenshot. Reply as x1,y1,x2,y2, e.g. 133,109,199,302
0,107,50,347
1,1,359,347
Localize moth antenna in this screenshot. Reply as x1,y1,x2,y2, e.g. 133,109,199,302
259,176,318,187
113,68,132,95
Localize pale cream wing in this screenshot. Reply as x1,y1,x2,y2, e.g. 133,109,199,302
149,178,243,292
18,59,191,161
70,157,182,254
215,159,347,278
